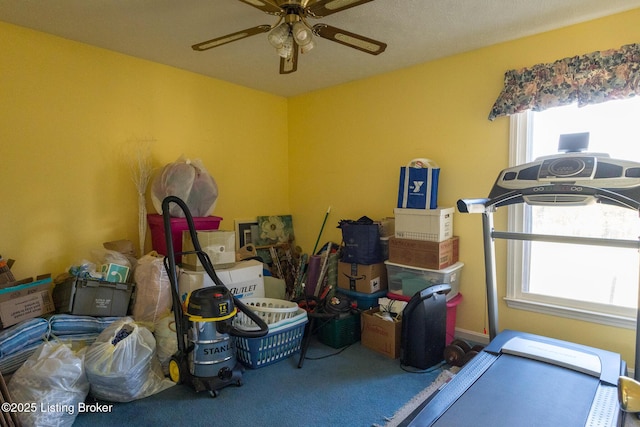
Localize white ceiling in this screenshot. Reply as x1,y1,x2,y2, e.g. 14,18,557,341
2,0,640,97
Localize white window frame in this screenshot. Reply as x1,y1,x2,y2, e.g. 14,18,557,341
504,111,637,330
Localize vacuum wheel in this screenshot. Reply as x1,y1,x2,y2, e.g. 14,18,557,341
168,356,183,385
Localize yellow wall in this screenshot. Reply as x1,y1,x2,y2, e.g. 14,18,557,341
1,22,289,279
2,9,640,365
288,9,640,364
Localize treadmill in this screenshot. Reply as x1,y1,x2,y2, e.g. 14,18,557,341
405,144,640,426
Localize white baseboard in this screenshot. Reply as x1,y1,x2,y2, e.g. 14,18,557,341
454,327,490,345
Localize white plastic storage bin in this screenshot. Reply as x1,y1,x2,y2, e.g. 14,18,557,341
394,207,454,242
385,261,463,301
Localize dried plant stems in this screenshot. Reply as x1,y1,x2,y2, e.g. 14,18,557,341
122,137,155,257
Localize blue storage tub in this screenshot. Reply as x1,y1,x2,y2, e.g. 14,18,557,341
336,288,388,310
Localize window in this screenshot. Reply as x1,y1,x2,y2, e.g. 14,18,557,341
506,97,640,328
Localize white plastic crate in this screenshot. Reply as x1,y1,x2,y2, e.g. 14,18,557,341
233,297,299,330
385,260,463,301
394,207,454,242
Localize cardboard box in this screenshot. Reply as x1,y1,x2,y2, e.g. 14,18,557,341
452,235,459,262
182,230,236,271
338,262,387,294
394,207,454,242
215,260,265,299
388,236,458,270
0,257,16,286
0,275,54,328
361,307,402,359
378,217,395,238
178,259,265,304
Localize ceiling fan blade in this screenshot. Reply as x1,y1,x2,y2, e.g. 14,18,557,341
313,24,386,55
192,25,271,51
307,0,374,17
237,0,283,15
280,42,298,74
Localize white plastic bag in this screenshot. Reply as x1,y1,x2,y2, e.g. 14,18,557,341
69,248,134,281
8,341,89,427
153,313,178,375
133,251,172,325
151,156,218,217
84,318,174,402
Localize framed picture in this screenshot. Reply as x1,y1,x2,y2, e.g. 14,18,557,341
256,215,295,246
234,218,258,250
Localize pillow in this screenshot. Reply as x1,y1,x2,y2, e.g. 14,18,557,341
0,317,49,358
0,341,41,374
48,314,129,336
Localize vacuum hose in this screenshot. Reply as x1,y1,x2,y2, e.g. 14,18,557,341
161,196,269,339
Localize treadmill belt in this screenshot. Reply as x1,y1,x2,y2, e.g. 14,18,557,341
431,354,599,426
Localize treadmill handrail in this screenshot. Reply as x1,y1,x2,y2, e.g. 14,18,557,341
457,183,640,381
491,231,640,249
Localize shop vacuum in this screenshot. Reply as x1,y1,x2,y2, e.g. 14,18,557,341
161,196,269,397
400,284,451,370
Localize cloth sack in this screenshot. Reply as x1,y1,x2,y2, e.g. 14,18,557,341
153,313,178,375
397,158,440,209
133,251,172,326
338,216,382,265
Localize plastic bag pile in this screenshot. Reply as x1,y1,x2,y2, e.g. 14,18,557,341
151,157,218,217
8,319,175,426
9,341,89,427
84,318,174,403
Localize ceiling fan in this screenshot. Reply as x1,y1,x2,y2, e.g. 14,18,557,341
192,0,387,74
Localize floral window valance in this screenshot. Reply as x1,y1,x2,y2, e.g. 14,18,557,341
488,43,640,121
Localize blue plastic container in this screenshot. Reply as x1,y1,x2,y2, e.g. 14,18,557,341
336,288,388,310
233,314,307,369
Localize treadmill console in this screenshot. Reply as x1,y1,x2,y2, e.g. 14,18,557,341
538,156,596,180
488,152,640,207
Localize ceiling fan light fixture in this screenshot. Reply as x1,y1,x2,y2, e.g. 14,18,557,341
277,34,295,59
268,22,290,49
291,21,313,46
300,38,315,54
192,0,386,75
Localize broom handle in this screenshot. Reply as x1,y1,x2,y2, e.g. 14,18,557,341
312,206,331,255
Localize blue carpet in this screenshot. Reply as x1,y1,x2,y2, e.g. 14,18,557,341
71,336,444,427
